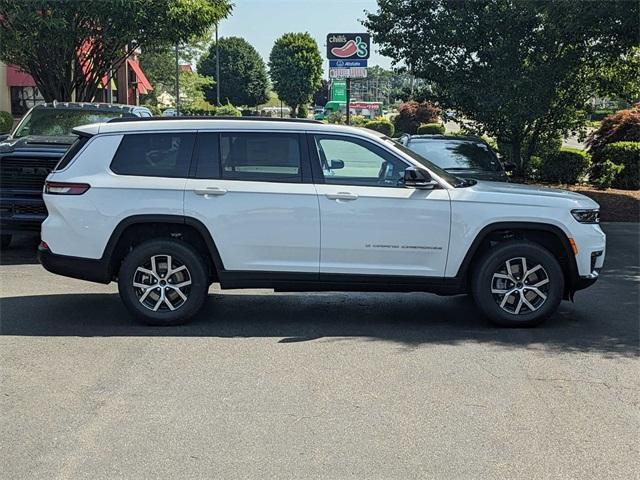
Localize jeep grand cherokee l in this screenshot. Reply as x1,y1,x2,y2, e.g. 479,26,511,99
38,118,605,327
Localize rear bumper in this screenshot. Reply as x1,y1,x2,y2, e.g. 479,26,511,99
38,244,111,284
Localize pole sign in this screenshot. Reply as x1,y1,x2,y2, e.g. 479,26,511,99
329,67,368,79
329,59,368,68
326,33,370,60
330,80,347,102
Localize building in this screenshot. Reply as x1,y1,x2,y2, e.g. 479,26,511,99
0,53,152,117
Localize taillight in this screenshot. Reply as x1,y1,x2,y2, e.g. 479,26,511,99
44,181,90,195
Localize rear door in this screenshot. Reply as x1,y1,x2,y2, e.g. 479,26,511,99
184,130,320,273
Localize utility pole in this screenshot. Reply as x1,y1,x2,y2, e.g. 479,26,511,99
346,78,351,125
215,22,220,105
175,42,180,115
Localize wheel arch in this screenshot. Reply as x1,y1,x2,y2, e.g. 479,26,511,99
102,214,225,281
456,222,579,296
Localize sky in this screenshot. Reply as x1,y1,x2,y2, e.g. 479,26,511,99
218,0,392,77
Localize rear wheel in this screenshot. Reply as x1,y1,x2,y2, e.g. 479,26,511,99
118,239,208,326
471,241,564,327
0,234,11,249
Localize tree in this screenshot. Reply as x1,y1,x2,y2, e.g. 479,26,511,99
179,71,214,109
269,32,323,117
364,0,639,176
0,0,231,102
198,37,268,107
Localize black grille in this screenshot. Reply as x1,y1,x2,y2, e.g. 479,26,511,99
0,157,59,190
14,204,48,216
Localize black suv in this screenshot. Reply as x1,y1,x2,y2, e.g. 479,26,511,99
0,102,152,248
399,134,513,182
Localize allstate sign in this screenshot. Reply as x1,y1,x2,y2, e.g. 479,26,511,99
326,33,370,60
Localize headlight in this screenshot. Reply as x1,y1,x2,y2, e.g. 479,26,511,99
571,209,599,224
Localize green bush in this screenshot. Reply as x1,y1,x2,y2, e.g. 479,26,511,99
0,111,13,133
417,123,445,135
214,102,241,117
593,160,625,190
327,111,345,124
364,118,394,137
539,147,591,184
599,141,640,189
296,104,308,118
349,115,368,127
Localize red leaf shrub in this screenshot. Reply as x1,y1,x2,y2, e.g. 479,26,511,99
393,101,440,134
587,108,640,162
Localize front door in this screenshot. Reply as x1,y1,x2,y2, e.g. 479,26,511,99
311,134,450,277
184,131,320,273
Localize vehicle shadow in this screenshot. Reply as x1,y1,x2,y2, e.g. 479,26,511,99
1,287,637,357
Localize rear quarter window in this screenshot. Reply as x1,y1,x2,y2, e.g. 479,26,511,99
110,133,195,178
54,135,90,171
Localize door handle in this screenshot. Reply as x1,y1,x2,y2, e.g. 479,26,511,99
325,192,359,201
194,187,227,196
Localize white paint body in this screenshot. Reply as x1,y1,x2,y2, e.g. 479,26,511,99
42,120,606,279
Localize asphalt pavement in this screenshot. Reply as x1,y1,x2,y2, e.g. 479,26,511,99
1,224,638,479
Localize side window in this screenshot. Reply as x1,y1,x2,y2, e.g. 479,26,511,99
220,132,301,182
110,133,195,178
314,136,407,187
194,132,220,179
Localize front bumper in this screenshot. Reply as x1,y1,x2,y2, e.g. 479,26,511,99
0,195,47,234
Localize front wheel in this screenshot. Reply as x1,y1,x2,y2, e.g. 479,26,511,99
471,241,564,327
118,239,208,326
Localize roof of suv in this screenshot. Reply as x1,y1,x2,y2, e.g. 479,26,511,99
404,134,487,143
74,118,379,138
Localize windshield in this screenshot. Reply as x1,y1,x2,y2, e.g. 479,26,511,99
13,109,125,138
384,138,463,186
406,139,502,172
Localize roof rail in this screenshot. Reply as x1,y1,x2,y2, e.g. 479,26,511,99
106,116,323,124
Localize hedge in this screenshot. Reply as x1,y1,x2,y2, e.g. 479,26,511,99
364,118,394,137
0,111,13,133
600,141,640,189
539,147,591,184
417,123,445,135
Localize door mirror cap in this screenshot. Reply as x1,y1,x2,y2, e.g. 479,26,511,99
330,159,344,170
0,134,9,142
403,166,437,189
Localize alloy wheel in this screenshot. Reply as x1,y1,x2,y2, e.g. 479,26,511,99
132,254,192,312
491,257,550,315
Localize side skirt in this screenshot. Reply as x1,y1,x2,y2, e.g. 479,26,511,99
218,271,466,295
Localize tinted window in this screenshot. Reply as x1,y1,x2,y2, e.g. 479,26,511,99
111,133,195,177
220,133,301,182
54,135,90,171
13,109,125,138
407,139,501,172
194,132,220,179
315,136,407,187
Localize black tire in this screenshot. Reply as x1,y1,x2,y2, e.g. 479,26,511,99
118,239,208,326
0,234,11,249
471,241,564,327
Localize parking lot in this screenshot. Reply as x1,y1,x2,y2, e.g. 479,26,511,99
1,223,638,479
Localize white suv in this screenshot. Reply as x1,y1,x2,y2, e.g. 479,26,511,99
38,118,605,327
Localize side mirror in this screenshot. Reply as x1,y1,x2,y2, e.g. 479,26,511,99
0,134,10,142
403,166,437,189
330,159,344,170
503,162,516,173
